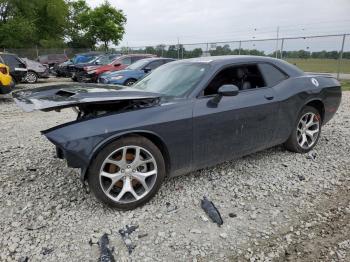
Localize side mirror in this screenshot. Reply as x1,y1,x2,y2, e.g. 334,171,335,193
143,67,151,73
218,84,239,96
208,84,239,107
114,63,121,67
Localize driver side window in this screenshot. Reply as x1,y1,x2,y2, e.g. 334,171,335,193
203,64,266,96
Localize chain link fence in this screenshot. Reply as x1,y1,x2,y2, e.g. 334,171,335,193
117,34,350,79
1,47,93,60
1,34,349,79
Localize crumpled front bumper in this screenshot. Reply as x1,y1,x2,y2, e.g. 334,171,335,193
38,68,50,78
0,81,14,94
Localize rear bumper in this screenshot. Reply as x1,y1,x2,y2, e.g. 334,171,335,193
323,86,342,124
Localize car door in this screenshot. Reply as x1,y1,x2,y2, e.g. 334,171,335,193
192,64,280,170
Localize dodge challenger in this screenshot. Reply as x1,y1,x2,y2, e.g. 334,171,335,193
12,56,342,210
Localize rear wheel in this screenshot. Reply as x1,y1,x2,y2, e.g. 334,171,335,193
284,106,321,153
24,71,38,83
87,136,166,209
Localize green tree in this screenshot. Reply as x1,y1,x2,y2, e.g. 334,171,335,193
0,0,68,48
86,1,126,51
66,0,95,48
145,46,156,54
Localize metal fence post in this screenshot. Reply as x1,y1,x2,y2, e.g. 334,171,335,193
337,34,346,80
238,41,241,55
275,26,279,58
35,45,39,59
280,38,285,59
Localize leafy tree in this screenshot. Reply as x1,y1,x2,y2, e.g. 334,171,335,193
85,1,126,51
66,0,95,48
145,46,156,54
0,0,68,48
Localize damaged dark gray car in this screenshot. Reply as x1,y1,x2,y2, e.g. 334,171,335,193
13,56,342,210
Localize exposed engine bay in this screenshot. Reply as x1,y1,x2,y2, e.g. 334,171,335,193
75,97,161,120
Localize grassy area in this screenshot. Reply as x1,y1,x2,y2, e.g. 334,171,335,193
341,80,350,91
286,58,350,74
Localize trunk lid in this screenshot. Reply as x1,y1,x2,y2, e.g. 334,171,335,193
12,83,161,112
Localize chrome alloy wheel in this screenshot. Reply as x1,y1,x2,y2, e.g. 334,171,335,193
25,71,38,83
296,112,320,149
99,146,158,203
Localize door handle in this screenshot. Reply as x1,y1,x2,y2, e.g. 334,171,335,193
264,95,274,100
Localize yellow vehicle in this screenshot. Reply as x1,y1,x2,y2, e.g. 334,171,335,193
0,63,14,94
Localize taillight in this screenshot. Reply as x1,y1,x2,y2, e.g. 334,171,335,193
0,67,7,74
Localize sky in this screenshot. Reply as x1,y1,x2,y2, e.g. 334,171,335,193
87,0,350,51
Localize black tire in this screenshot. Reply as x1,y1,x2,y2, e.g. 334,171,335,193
124,79,136,86
284,106,322,153
76,72,84,82
25,71,38,83
87,136,166,210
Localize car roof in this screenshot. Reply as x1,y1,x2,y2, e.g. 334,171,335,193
75,52,102,56
138,57,175,62
117,54,156,58
179,55,304,77
0,52,18,56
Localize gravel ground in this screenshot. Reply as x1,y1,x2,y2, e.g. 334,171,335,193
0,80,350,261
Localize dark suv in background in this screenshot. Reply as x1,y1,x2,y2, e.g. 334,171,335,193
55,52,102,77
0,52,27,82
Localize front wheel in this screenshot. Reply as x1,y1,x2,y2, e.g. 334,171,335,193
284,106,321,153
24,71,38,83
87,136,166,210
124,79,136,86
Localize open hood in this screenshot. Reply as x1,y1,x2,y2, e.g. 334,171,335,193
12,83,161,112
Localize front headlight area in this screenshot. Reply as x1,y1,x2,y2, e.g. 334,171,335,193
110,75,124,81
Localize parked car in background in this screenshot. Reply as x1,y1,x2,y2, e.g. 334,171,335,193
37,54,68,67
0,53,27,83
87,54,156,82
72,53,120,82
55,52,101,77
22,58,50,83
98,58,175,86
0,63,14,94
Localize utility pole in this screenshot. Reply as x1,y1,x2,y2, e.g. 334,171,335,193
275,26,279,58
280,38,285,59
177,37,180,59
337,34,346,80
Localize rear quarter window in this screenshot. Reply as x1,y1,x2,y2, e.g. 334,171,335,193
258,63,288,87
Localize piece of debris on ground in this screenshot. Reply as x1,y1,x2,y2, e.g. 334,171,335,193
98,233,115,262
201,196,223,226
119,225,138,254
41,247,54,256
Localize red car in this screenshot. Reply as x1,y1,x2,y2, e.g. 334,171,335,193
87,54,155,82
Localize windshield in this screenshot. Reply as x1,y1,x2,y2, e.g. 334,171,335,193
95,54,118,65
126,59,150,70
72,55,97,64
132,62,209,97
